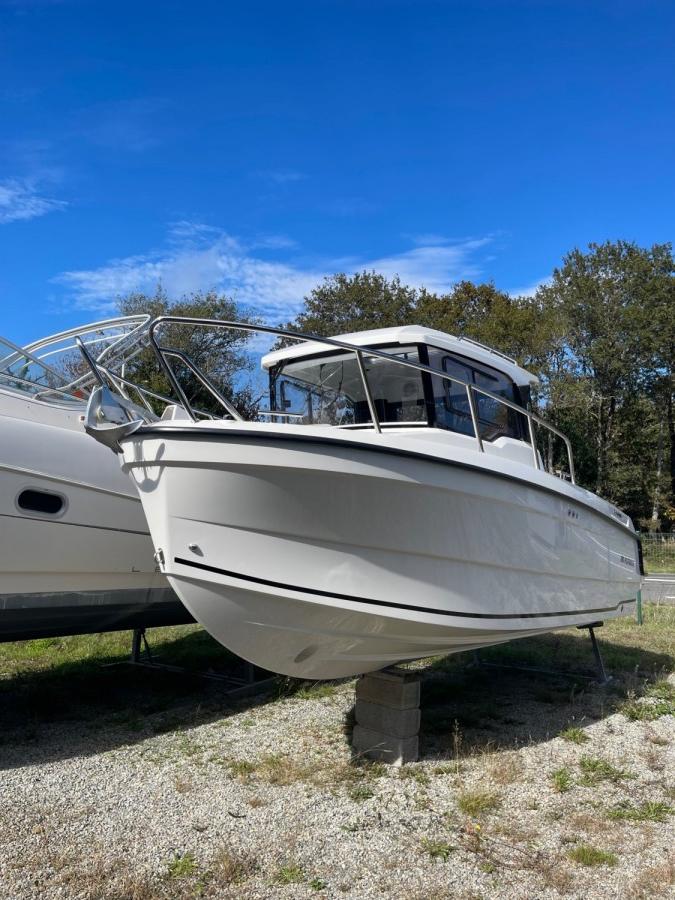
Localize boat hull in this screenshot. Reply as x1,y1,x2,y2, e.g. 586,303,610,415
0,397,190,641
122,428,640,678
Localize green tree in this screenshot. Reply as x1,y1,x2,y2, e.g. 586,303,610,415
536,241,674,522
283,271,426,336
118,285,261,416
415,280,561,372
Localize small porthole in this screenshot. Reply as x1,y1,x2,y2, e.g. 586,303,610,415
17,488,65,516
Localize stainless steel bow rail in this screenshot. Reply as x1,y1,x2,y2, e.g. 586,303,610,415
143,317,576,484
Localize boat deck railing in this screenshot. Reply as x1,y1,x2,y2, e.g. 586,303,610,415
81,316,577,485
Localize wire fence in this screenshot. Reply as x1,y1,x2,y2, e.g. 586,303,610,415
640,534,675,575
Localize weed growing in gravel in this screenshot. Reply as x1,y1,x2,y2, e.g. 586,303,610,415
167,852,198,879
644,729,670,746
621,698,675,721
173,777,193,794
310,877,328,891
646,680,675,701
620,682,675,721
567,845,618,867
551,767,573,793
349,784,375,802
294,682,337,700
210,848,257,885
420,838,455,861
559,726,589,744
457,790,501,817
607,801,673,823
433,763,465,776
228,759,256,780
488,752,524,785
274,862,305,884
399,765,431,786
578,756,634,786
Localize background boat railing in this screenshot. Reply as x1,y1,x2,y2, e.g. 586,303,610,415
25,315,153,400
141,317,576,485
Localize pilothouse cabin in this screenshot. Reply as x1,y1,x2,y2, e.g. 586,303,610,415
261,325,539,465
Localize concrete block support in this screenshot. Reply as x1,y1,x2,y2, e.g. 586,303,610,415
352,667,421,765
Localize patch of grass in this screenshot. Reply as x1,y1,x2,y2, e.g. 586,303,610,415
607,801,673,823
399,765,431,786
166,852,198,879
488,752,523,785
420,838,455,861
567,845,617,867
551,767,573,793
620,697,675,721
645,680,675,701
560,726,589,745
310,877,328,891
228,759,256,780
174,777,193,794
480,861,497,874
433,763,464,776
456,790,501,817
210,848,257,885
294,682,338,700
578,756,634,786
349,784,375,802
274,862,305,885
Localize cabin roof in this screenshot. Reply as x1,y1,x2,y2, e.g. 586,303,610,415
261,325,538,386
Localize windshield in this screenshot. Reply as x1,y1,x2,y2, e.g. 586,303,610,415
269,345,428,426
0,337,84,403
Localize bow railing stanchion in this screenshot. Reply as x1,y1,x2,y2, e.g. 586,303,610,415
527,416,539,470
74,336,106,388
466,384,483,453
161,348,244,421
354,349,381,434
155,345,198,422
564,434,576,485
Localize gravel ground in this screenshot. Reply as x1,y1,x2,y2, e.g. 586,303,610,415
1,634,674,900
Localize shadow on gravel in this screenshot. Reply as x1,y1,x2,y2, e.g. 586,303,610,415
413,630,673,760
0,629,277,771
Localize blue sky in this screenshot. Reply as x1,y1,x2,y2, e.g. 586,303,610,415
1,0,673,344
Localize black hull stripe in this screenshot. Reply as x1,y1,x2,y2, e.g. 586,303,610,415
0,511,151,537
174,556,632,621
132,426,635,535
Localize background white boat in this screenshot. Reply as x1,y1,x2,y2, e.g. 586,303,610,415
84,319,641,678
0,318,192,642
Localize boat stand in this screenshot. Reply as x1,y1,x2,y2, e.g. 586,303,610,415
108,627,278,700
472,622,611,685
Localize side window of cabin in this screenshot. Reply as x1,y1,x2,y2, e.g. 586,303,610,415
435,356,474,436
427,348,524,442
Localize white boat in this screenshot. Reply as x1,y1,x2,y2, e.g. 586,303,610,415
83,318,641,678
0,317,192,642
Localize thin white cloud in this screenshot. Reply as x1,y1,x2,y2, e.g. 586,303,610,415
54,226,494,320
508,277,551,297
365,239,492,295
0,176,67,224
256,169,306,185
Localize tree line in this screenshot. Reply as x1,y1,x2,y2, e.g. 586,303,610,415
120,239,675,531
